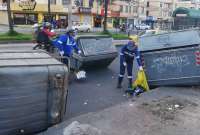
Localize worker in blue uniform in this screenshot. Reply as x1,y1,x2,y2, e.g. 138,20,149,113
117,39,143,89
53,29,81,58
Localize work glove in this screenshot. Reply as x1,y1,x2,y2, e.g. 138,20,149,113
60,51,64,56
139,66,143,71
123,62,127,67
78,50,82,54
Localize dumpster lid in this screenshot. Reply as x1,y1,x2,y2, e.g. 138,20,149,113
139,29,200,51
77,36,117,56
0,51,63,67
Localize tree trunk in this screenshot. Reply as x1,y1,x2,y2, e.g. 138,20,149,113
7,0,13,32
48,0,51,22
103,0,108,32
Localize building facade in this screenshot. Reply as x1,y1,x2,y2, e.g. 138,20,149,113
0,0,69,26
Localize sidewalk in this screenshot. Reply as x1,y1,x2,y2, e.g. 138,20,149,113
40,87,200,135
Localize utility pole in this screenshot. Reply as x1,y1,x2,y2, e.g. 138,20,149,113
7,0,13,32
104,0,108,32
68,0,72,29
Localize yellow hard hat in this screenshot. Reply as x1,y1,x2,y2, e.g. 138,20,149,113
129,35,139,43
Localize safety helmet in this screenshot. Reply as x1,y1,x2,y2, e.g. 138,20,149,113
32,23,39,28
43,22,51,28
129,35,139,44
66,29,75,34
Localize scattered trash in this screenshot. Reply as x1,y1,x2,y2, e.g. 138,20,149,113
168,107,173,110
129,103,133,107
20,129,24,133
84,100,88,105
63,121,103,135
125,86,145,97
174,104,180,108
97,84,101,87
76,71,86,79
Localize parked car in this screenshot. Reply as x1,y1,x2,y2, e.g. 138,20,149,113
135,24,151,30
72,23,92,32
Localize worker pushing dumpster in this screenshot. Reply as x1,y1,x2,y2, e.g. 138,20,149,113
139,29,200,87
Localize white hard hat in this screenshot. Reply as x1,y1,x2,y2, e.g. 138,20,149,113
32,23,39,28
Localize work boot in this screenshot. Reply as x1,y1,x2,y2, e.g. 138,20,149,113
128,78,132,89
117,77,123,89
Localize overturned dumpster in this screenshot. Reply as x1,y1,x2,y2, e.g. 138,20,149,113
139,29,200,87
70,35,118,69
0,50,68,135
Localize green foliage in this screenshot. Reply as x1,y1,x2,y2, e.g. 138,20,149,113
0,31,33,41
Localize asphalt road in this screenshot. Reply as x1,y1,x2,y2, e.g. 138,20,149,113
0,43,137,120
65,46,139,119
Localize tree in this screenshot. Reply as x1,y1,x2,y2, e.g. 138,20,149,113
103,0,108,32
48,0,51,22
6,0,14,32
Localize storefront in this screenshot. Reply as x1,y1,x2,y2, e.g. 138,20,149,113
13,13,38,25
93,15,102,27
71,7,93,26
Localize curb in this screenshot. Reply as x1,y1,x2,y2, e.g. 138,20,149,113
0,40,127,45
0,40,33,44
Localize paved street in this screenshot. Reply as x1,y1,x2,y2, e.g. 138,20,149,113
0,42,137,120
66,48,139,118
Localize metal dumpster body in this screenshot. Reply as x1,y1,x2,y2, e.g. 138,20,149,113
70,35,118,69
0,51,68,135
139,29,200,87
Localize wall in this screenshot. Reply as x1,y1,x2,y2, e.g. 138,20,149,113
0,11,8,25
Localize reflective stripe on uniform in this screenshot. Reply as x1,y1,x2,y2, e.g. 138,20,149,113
67,37,73,46
119,74,124,77
127,76,132,79
58,40,63,44
136,56,140,59
120,53,124,55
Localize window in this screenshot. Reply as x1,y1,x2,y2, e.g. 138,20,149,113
141,7,144,14
146,10,149,16
129,6,131,13
50,0,56,4
107,18,112,23
160,3,162,7
133,7,137,13
120,5,123,12
62,0,70,5
126,5,128,13
147,1,149,7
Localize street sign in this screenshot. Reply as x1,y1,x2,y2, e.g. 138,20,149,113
17,0,36,10
79,7,91,14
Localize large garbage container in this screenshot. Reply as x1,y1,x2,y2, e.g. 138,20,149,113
70,35,118,69
139,29,200,87
0,50,68,135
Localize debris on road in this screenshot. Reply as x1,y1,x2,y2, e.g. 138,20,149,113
97,83,101,87
63,121,103,135
84,101,88,105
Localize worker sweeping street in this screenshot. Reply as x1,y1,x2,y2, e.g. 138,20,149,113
117,37,143,89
